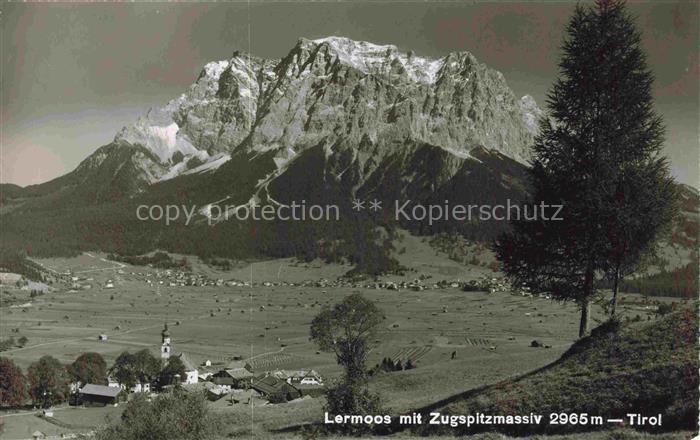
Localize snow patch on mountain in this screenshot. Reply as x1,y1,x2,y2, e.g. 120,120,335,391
115,103,207,164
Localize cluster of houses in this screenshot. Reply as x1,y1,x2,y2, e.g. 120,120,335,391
66,274,116,291
460,276,543,297
78,324,323,407
200,361,323,404
460,276,553,298
63,262,540,297
142,270,235,288
247,276,532,294
130,267,519,294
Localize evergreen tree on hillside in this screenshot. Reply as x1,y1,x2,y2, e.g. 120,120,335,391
495,0,677,337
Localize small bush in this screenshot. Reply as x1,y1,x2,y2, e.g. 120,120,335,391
95,390,219,440
323,381,383,435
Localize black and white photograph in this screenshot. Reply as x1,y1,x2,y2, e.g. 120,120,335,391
0,1,698,439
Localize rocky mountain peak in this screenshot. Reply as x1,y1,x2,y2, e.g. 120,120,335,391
292,36,444,84
71,36,543,194
296,37,483,88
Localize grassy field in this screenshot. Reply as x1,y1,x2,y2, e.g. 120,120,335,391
419,307,698,437
0,245,684,439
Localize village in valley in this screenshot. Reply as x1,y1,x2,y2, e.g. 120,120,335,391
0,240,684,440
78,321,324,408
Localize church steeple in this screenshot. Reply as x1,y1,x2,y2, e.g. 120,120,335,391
161,323,171,359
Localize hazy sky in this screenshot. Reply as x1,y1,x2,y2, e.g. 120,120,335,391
1,1,697,187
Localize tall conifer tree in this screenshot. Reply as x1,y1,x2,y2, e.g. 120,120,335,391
496,0,677,336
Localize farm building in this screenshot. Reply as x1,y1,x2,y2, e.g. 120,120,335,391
199,371,214,381
272,369,323,386
79,383,121,406
211,367,254,389
98,334,108,341
131,382,151,393
251,374,302,402
203,382,230,401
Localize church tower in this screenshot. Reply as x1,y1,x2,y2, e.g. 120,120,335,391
161,323,171,359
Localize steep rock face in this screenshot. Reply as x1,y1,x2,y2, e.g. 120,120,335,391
229,36,543,209
248,37,540,172
167,54,278,155
52,36,541,200
110,54,277,184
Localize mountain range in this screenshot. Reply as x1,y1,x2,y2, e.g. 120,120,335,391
1,37,696,273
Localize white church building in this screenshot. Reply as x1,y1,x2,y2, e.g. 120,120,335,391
161,323,199,385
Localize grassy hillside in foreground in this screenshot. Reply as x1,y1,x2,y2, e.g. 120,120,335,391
420,306,698,436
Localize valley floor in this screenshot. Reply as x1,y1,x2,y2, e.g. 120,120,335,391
0,249,688,439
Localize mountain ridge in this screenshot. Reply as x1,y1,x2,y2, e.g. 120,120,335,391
1,36,696,279
6,36,542,203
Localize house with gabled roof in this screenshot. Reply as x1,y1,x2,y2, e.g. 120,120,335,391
211,366,254,389
251,374,301,402
272,369,323,386
79,383,121,405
